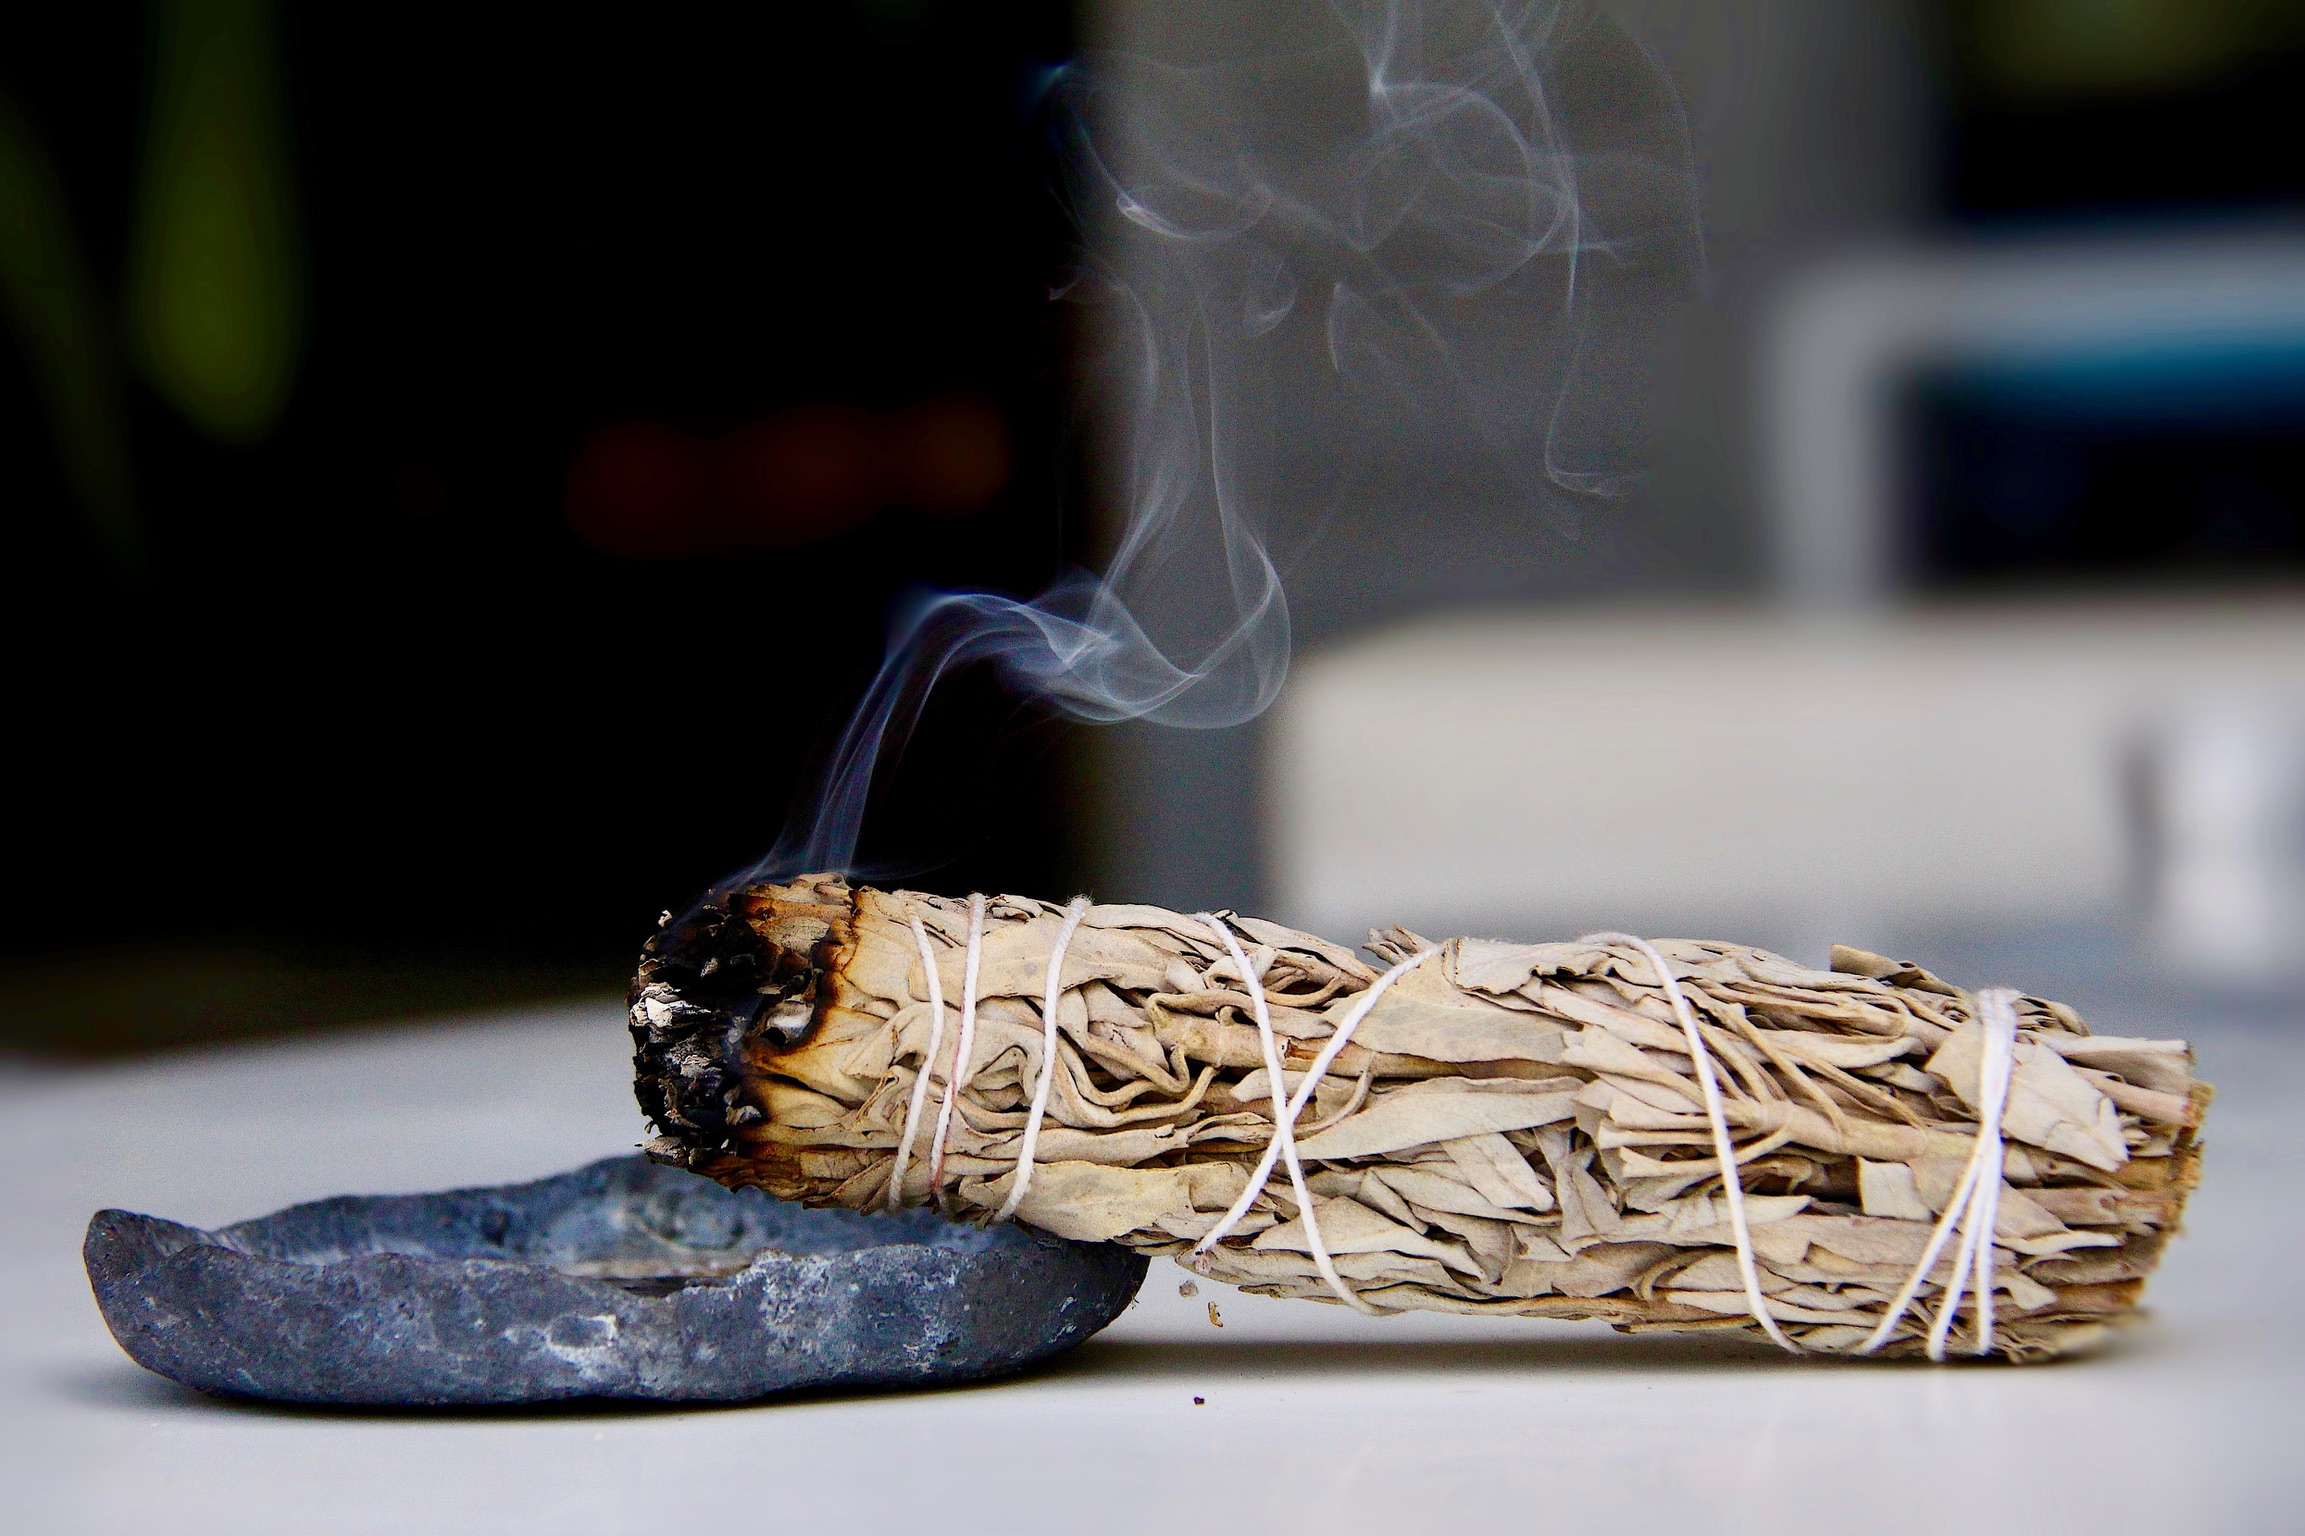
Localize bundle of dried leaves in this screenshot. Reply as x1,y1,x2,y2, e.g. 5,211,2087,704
632,874,2207,1360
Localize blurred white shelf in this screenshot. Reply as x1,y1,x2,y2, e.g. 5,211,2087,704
5,999,2302,1533
1266,600,2305,955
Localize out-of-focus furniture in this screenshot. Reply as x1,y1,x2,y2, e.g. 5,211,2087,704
1266,601,2305,971
1762,238,2305,609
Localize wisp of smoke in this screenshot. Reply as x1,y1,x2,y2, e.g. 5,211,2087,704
749,0,1701,884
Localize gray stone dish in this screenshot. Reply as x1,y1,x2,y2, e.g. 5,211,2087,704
84,1155,1146,1407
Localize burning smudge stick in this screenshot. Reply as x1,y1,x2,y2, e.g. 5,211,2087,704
632,875,2207,1361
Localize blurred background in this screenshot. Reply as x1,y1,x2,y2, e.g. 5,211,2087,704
0,1,1080,1051
6,0,2304,1057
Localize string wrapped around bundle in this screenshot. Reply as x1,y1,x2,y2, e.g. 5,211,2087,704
631,874,2209,1361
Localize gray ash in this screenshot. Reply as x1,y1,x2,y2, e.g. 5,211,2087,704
629,897,813,1169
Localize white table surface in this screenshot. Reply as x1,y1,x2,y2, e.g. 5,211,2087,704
6,999,2298,1535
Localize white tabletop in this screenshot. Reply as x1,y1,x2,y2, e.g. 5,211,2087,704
5,999,2297,1535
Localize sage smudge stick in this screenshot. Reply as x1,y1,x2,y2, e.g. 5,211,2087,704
632,875,2207,1361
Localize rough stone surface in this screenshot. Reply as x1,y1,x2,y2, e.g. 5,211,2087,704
84,1156,1147,1406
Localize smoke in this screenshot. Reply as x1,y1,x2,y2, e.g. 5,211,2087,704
749,0,1701,884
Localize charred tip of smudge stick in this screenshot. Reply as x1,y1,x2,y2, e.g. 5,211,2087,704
628,874,857,1170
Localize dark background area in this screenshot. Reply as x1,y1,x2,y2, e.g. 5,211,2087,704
1942,1,2305,220
6,1,2305,1052
1915,0,2305,593
1,3,1082,1048
1914,365,2305,591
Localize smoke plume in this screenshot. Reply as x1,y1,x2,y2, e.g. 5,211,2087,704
751,0,1701,884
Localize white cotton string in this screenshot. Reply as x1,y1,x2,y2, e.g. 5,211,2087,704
1859,986,2022,1360
1582,931,1802,1354
1194,945,1439,1262
1924,990,2020,1360
884,912,950,1211
924,893,988,1206
1193,916,1371,1314
994,895,1094,1223
1191,925,1441,1315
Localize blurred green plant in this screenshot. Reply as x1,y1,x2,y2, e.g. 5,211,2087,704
0,90,139,562
1958,0,2305,100
125,0,303,445
859,0,938,42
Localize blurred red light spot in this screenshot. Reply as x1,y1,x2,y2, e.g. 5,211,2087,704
893,397,1011,517
393,465,446,521
565,397,1014,560
565,423,711,559
721,407,882,547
